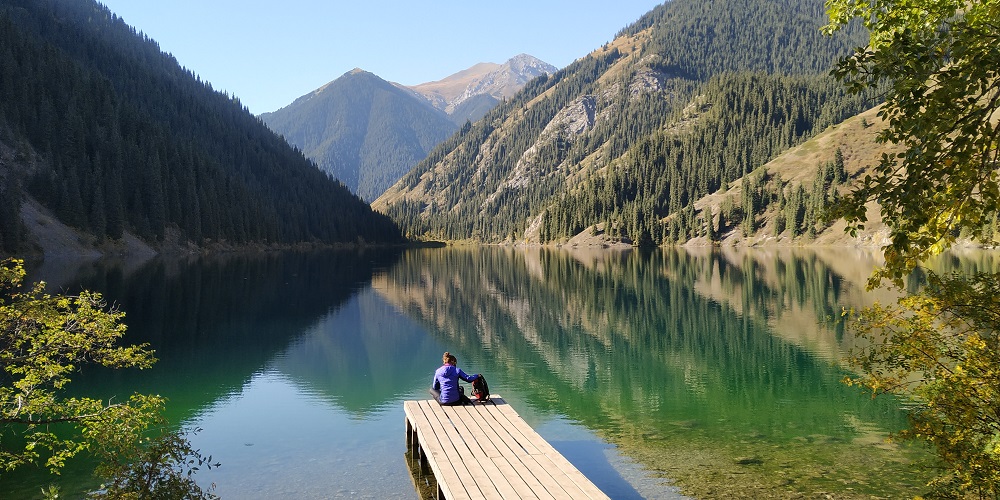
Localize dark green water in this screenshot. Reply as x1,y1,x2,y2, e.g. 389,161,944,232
4,246,957,498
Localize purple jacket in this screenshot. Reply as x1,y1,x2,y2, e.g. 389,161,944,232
432,364,478,404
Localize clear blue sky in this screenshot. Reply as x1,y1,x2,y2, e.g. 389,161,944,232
97,1,663,115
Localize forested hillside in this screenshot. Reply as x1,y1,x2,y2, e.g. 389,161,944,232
0,0,402,256
373,0,876,244
261,55,557,202
260,69,458,202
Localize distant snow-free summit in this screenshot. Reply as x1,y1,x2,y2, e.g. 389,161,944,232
405,54,558,123
261,54,556,201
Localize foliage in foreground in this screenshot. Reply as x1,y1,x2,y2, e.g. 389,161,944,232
845,272,1000,497
825,0,1000,284
0,258,217,498
825,0,1000,497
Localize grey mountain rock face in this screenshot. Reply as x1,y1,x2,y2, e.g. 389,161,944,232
447,54,558,115
407,54,557,123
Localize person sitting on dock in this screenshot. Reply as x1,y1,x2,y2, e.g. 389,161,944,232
429,352,480,406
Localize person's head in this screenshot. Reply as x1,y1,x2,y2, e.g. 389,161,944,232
442,352,457,366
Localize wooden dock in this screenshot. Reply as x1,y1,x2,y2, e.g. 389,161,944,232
404,396,610,500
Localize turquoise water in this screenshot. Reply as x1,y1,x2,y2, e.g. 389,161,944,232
4,247,960,498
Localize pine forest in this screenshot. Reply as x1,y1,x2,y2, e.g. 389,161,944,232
0,0,402,256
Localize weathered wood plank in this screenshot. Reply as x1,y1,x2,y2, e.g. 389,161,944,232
461,402,553,499
479,398,543,456
404,397,609,500
488,398,609,498
544,451,609,499
449,404,502,458
490,452,558,500
405,401,477,500
416,400,493,500
526,453,595,498
469,404,531,457
435,404,511,500
443,406,526,499
403,401,460,500
489,455,541,500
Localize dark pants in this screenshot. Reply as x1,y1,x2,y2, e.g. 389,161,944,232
429,386,469,406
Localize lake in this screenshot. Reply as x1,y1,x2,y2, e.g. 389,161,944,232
8,245,982,498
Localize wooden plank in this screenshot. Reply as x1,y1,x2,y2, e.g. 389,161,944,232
431,404,505,500
448,404,519,498
417,400,492,500
404,402,457,500
489,455,540,500
458,403,530,500
478,399,543,456
449,404,502,458
404,398,609,500
459,403,552,499
524,453,593,499
405,401,478,500
487,398,609,499
407,401,470,500
467,400,564,499
490,452,558,500
470,399,532,455
540,452,609,500
474,407,532,457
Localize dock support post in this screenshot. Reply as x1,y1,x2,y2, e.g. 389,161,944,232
405,416,414,448
419,443,429,475
406,415,429,475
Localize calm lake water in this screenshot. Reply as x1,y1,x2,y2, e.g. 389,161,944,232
9,246,992,499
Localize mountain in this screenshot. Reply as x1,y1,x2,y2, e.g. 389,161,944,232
403,62,500,116
691,106,896,247
406,54,558,124
0,0,403,257
373,0,876,245
260,69,458,202
261,55,556,202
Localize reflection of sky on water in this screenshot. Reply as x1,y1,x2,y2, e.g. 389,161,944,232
189,370,415,499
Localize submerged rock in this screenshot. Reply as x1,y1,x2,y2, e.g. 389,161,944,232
735,456,764,466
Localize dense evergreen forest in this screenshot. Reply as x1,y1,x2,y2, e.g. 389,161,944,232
376,0,876,244
540,74,866,244
0,0,402,255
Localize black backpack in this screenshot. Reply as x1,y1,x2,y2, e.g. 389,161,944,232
471,374,490,403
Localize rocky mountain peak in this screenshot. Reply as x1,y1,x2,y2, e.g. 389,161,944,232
403,54,557,122
505,53,557,76
449,54,557,112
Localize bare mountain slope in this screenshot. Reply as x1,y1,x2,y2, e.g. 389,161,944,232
404,62,501,112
